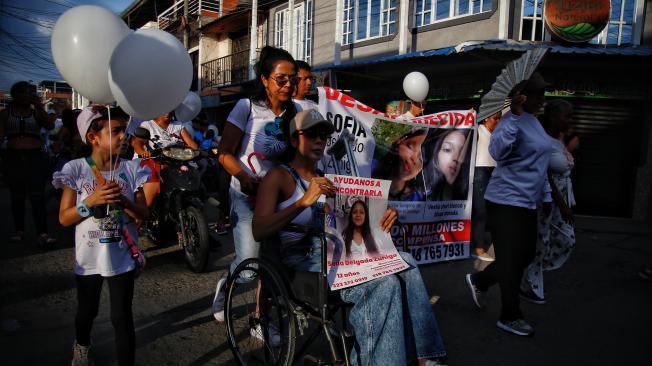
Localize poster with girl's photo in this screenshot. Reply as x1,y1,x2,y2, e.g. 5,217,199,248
324,175,409,290
319,87,476,264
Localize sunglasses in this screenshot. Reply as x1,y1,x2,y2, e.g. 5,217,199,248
298,128,330,140
269,75,298,87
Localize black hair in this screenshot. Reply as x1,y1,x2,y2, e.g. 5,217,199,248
373,129,427,200
253,46,298,163
295,60,311,72
342,200,380,258
542,99,573,138
10,81,34,98
423,129,472,200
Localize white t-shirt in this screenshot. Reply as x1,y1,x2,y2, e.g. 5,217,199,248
226,98,303,193
293,98,318,111
140,120,186,149
475,124,496,167
52,158,150,277
349,238,368,258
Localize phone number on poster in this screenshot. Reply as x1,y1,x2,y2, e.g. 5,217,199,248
410,242,468,262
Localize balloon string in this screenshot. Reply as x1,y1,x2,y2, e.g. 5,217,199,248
107,105,112,216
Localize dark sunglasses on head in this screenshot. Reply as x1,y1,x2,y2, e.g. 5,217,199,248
298,128,330,139
270,75,298,87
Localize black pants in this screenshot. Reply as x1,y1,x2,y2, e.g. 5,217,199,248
474,201,537,321
75,271,135,366
5,149,48,234
471,167,494,251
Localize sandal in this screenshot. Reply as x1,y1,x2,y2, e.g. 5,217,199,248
10,231,24,242
38,233,57,249
639,266,652,282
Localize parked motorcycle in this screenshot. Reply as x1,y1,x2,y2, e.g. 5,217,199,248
134,127,219,272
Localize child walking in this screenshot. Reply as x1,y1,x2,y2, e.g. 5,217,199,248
53,106,149,366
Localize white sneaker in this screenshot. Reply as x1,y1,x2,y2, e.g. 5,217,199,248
212,277,226,322
250,323,281,347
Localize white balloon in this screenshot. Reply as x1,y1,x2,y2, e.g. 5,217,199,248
402,71,429,102
51,5,131,104
175,92,202,122
108,28,193,120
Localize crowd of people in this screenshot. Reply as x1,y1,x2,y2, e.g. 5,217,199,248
3,44,635,366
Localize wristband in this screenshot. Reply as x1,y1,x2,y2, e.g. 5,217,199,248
76,200,92,218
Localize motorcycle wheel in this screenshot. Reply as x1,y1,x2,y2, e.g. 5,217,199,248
182,206,210,272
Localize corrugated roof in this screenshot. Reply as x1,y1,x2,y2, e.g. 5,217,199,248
314,40,652,72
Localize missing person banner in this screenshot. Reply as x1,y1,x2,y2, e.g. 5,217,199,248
318,87,476,264
325,174,409,290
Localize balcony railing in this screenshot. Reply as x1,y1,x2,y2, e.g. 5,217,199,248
158,0,221,31
201,49,253,89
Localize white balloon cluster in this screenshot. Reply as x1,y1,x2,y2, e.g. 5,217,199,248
51,5,199,120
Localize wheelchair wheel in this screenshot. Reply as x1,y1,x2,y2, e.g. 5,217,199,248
225,258,296,366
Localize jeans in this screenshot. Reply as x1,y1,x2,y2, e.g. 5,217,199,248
229,188,260,277
75,271,135,366
473,201,537,321
287,249,446,365
471,167,494,251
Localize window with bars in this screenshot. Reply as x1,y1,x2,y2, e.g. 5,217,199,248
592,0,637,45
519,0,545,41
414,0,492,27
342,0,398,45
274,0,313,64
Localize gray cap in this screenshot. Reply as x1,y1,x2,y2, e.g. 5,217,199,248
290,109,335,136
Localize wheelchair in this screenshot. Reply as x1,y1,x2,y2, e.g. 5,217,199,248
224,225,409,366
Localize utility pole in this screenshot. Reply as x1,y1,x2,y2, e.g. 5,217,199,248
183,0,189,48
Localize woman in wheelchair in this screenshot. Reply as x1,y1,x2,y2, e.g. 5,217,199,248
252,110,447,366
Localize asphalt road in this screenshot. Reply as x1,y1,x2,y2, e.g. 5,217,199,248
1,187,651,365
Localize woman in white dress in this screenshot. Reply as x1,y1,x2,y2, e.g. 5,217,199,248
521,99,576,304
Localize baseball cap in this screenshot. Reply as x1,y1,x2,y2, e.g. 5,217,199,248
290,109,334,136
76,105,130,143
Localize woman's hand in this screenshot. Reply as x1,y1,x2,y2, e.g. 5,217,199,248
560,206,574,224
298,177,336,208
237,173,260,196
379,207,398,232
85,181,122,207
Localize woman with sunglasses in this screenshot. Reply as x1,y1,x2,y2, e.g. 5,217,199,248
0,81,56,246
253,110,447,366
212,46,304,322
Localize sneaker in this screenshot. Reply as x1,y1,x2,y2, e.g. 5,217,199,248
471,249,495,262
519,289,546,305
214,222,228,235
212,277,226,322
639,266,652,282
496,318,534,337
71,342,94,366
38,233,57,249
465,273,486,309
424,358,448,366
250,323,281,347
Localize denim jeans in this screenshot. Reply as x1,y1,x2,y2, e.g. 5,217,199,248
471,166,494,251
229,188,260,278
285,246,447,365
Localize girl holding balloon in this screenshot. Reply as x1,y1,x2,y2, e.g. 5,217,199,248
53,106,149,366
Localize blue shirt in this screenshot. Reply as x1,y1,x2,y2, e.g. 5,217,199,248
484,111,552,209
192,130,213,151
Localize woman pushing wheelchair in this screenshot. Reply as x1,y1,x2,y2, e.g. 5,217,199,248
252,110,447,366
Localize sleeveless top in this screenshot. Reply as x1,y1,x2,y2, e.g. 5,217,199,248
276,165,325,247
5,106,41,138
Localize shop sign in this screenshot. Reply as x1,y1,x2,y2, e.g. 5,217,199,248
544,0,611,43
